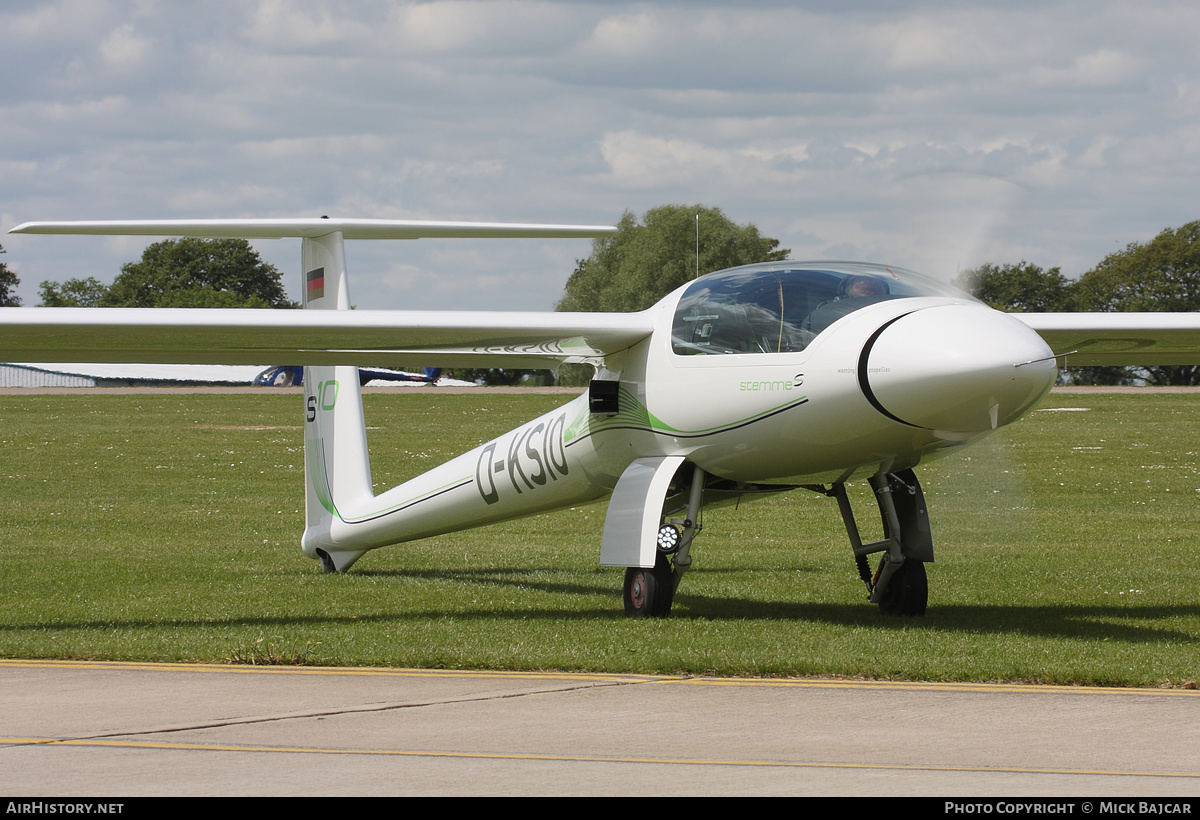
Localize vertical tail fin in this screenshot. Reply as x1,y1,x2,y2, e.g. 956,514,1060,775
299,231,373,571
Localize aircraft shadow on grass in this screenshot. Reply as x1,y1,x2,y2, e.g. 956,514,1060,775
5,562,1197,645
3,606,1196,647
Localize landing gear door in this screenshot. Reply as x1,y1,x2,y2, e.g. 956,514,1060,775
601,456,686,569
891,467,933,562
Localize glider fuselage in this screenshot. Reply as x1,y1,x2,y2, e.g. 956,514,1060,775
301,263,1058,567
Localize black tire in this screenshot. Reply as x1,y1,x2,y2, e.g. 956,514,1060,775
623,554,676,617
877,559,927,616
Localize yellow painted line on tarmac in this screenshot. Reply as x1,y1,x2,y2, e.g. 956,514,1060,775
0,659,661,684
671,677,1200,697
3,659,1200,697
3,736,1198,779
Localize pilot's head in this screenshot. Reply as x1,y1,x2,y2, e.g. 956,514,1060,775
837,275,889,299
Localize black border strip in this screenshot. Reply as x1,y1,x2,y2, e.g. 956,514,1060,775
340,477,475,525
857,311,925,429
315,440,475,526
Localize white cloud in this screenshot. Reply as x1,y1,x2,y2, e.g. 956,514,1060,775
245,0,374,49
599,131,809,190
5,0,110,40
581,11,662,59
240,135,394,162
1078,135,1121,167
99,23,151,68
164,185,283,213
387,1,496,53
874,15,1001,72
1030,49,1142,89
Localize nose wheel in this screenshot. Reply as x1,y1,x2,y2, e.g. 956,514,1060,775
874,557,927,616
825,468,934,616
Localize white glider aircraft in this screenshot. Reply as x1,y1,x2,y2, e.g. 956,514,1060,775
6,218,1200,617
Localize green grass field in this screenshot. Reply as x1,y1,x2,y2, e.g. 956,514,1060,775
1,389,1197,686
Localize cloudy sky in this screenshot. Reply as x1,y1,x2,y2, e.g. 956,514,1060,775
3,1,1198,311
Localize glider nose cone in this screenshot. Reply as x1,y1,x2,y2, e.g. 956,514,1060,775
863,304,1057,433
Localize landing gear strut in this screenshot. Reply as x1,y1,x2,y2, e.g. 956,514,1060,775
828,468,932,616
622,463,706,618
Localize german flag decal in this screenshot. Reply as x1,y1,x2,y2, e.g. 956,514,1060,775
306,267,325,302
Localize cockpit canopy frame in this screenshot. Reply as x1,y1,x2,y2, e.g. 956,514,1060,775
671,261,969,356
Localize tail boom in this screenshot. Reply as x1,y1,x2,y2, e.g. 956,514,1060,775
302,392,623,564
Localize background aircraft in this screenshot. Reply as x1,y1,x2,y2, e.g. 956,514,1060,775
4,218,1200,618
253,365,443,387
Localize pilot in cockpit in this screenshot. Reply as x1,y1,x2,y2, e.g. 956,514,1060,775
839,275,889,300
804,274,893,335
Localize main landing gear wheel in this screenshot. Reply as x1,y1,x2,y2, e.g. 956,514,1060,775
623,554,676,617
876,559,928,617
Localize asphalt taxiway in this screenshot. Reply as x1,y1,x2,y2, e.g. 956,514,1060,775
2,660,1198,796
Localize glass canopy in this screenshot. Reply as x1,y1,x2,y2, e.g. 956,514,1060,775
671,261,967,356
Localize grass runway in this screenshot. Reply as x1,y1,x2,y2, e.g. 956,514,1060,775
1,389,1197,685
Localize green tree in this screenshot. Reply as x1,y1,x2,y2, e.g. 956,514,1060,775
954,261,1074,312
39,277,108,307
0,244,20,307
1072,220,1200,385
550,205,789,385
557,205,789,313
1074,221,1200,313
103,237,294,308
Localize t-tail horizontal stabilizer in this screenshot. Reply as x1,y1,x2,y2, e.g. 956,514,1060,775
10,218,617,241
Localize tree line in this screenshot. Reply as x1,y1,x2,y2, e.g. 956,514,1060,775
37,238,295,309
0,245,18,307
